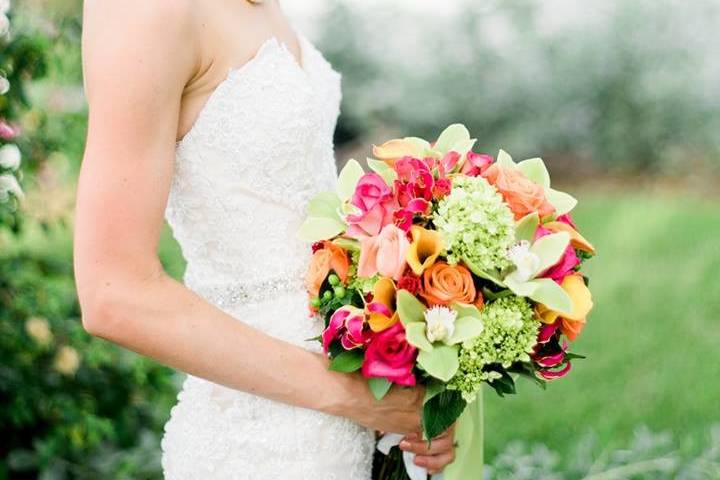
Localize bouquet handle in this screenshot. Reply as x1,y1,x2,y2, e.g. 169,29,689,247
444,388,483,480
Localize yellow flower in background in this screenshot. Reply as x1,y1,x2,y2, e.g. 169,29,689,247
406,225,444,275
372,139,422,167
54,346,81,376
25,317,53,346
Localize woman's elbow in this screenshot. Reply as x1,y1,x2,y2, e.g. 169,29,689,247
78,285,127,340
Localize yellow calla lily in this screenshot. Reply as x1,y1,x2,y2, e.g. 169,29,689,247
543,221,596,254
367,277,399,332
406,226,444,275
535,274,593,341
372,139,423,167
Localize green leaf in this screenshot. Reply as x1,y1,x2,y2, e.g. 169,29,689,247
435,124,471,155
496,149,516,168
337,159,364,201
298,217,346,242
546,188,577,216
531,232,571,274
332,237,360,252
366,158,397,186
515,213,540,242
423,390,467,440
564,352,587,361
396,289,426,325
490,370,517,397
423,380,446,404
405,322,433,352
368,377,393,400
447,315,484,345
451,302,481,320
307,192,342,220
329,349,364,373
517,157,550,188
418,344,460,382
461,256,506,287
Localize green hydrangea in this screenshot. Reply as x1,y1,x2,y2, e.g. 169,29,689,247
434,175,515,272
449,295,540,402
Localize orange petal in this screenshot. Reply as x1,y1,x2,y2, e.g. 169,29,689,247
372,139,422,167
369,312,399,332
561,317,585,341
543,221,596,254
372,277,397,313
561,274,593,322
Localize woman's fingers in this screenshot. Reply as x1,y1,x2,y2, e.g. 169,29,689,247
399,433,454,456
416,451,456,474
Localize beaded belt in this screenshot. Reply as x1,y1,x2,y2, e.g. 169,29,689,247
190,275,306,309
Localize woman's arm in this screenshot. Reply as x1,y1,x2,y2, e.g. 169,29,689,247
75,0,423,435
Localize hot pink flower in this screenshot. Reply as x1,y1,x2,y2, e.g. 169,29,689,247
362,322,417,386
322,306,371,353
346,173,399,239
556,213,577,229
358,224,410,281
394,156,435,205
461,152,493,177
0,120,16,141
535,226,580,283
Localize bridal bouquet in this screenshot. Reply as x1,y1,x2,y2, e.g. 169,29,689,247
300,124,595,480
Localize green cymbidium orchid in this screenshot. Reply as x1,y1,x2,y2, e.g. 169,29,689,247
396,290,485,382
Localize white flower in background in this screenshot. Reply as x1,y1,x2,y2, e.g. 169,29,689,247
0,14,8,38
0,75,9,95
0,0,10,14
54,345,81,376
0,172,22,202
506,240,541,283
25,317,53,346
0,143,21,169
424,305,457,344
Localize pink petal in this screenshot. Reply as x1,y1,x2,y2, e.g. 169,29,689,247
538,362,572,380
537,323,559,344
367,302,392,318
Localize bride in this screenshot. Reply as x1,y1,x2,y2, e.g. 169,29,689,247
74,1,458,478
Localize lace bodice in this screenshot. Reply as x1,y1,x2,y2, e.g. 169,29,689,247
166,35,341,295
161,35,375,480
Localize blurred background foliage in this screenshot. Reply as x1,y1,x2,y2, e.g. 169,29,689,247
0,0,718,478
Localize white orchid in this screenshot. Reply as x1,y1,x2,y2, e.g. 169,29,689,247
0,143,21,170
506,240,541,283
423,306,458,344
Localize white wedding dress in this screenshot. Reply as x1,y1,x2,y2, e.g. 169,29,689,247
161,35,375,479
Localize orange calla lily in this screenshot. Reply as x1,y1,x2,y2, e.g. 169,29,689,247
535,274,593,341
372,139,423,167
543,221,596,254
367,278,399,332
406,226,444,275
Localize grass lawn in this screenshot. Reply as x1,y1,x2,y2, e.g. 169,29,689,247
483,191,720,460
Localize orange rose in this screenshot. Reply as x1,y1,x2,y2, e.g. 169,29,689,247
305,241,350,298
420,262,477,306
482,164,555,220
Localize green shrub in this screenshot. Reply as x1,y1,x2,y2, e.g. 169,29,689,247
0,242,177,479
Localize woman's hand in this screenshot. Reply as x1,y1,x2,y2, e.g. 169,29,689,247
329,373,424,435
400,424,457,475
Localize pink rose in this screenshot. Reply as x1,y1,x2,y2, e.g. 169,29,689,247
362,322,417,386
346,173,399,239
0,120,16,141
358,224,410,281
535,226,579,283
322,306,370,353
461,152,493,177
